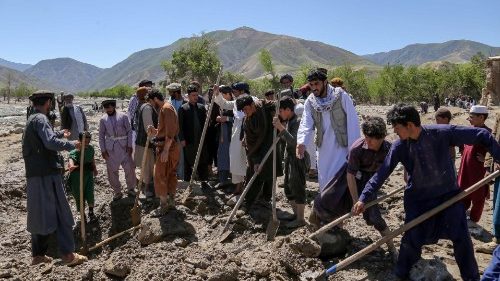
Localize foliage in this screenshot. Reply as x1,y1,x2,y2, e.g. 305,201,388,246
258,49,280,90
78,84,135,99
162,35,221,91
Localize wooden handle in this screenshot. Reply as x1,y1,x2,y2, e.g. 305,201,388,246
79,133,87,246
88,224,142,252
324,170,500,276
222,133,284,232
309,186,404,239
187,66,224,186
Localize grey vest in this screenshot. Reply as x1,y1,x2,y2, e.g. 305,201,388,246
22,113,64,177
310,91,348,148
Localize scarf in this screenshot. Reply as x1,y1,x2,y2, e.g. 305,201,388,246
73,105,84,133
308,85,340,113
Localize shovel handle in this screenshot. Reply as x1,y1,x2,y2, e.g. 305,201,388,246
309,185,404,239
79,132,87,246
324,170,500,276
222,132,284,232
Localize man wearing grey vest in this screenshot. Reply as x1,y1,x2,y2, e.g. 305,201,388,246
297,69,360,194
22,90,87,266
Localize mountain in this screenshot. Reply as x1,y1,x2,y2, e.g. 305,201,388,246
24,58,103,92
0,65,56,90
90,27,373,90
363,40,500,66
0,58,32,72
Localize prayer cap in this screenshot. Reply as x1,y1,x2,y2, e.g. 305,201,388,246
470,105,488,114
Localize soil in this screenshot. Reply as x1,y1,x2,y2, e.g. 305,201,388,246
0,99,498,280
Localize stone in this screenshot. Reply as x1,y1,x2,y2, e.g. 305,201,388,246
316,230,349,258
103,257,131,278
409,257,453,281
0,271,12,278
288,236,321,258
138,215,196,246
174,238,189,248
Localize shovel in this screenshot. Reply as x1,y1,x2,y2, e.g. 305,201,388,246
218,132,284,242
78,132,88,255
181,66,224,204
318,170,500,278
266,91,282,241
131,134,151,226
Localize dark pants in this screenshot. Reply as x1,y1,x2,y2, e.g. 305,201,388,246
184,145,208,181
244,165,272,207
283,157,307,204
31,223,74,257
395,194,479,280
218,170,230,185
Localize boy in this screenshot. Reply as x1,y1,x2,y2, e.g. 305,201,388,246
272,96,309,228
68,132,98,222
458,105,492,227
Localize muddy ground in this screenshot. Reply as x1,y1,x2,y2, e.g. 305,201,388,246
0,99,498,280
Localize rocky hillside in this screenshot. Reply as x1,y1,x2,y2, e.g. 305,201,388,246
0,65,55,90
363,40,500,66
24,58,103,92
0,58,32,72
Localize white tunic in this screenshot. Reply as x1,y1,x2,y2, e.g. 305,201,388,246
297,87,360,192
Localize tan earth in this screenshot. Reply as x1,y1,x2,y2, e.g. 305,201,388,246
0,99,498,280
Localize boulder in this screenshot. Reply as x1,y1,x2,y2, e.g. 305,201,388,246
103,256,131,278
137,213,196,246
409,257,453,281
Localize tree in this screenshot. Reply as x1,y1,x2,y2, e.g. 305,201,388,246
161,60,179,84
258,49,280,90
331,64,370,103
163,35,221,91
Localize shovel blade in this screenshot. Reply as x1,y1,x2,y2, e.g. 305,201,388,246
265,219,280,241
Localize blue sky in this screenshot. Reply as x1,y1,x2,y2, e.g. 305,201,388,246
1,0,499,68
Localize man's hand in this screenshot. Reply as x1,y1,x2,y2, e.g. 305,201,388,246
213,85,220,96
101,151,109,160
216,116,227,123
160,150,169,163
296,144,305,159
63,129,71,139
352,201,366,215
254,163,260,173
272,117,285,132
126,147,133,155
181,140,186,147
68,164,78,172
147,125,157,136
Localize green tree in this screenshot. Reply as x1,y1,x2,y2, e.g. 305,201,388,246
258,49,279,90
331,64,370,103
164,35,221,91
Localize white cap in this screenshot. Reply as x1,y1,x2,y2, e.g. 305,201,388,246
470,105,488,114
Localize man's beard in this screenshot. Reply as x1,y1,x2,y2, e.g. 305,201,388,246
313,84,326,97
106,110,116,116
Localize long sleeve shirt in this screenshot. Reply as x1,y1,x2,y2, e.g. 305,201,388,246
359,125,500,203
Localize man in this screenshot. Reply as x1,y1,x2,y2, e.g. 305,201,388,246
264,89,275,101
128,80,154,152
98,99,136,200
213,82,254,194
280,74,293,90
56,91,65,112
147,90,180,215
433,93,440,112
272,96,309,228
458,105,492,228
236,95,282,208
435,107,456,162
23,90,87,266
134,88,158,199
297,69,360,194
60,93,88,141
178,84,209,183
352,104,500,280
206,87,220,179
166,82,187,180
190,81,206,105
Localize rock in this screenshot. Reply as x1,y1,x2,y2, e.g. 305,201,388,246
288,236,321,258
316,230,349,258
103,257,131,278
137,214,196,246
206,265,239,281
174,238,189,248
409,257,453,281
13,123,24,128
0,271,12,278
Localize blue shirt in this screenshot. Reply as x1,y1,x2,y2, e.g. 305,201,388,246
359,125,500,203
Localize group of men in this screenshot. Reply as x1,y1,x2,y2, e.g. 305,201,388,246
22,66,500,280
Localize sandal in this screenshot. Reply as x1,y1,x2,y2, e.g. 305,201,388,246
31,255,53,266
65,253,88,267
